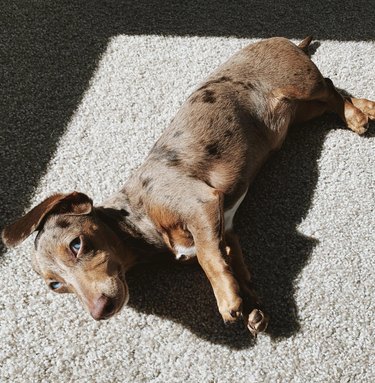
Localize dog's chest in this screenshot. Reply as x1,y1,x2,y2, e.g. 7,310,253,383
171,190,247,262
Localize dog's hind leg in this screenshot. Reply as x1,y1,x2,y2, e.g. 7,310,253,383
349,97,375,121
321,78,373,135
278,76,374,135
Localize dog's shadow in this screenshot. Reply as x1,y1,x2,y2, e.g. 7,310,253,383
126,117,372,349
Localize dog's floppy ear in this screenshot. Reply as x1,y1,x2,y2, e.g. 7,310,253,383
1,192,93,248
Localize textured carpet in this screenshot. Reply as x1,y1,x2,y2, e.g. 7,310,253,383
1,2,374,382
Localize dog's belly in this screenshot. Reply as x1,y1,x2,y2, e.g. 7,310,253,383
173,190,247,261
223,189,248,232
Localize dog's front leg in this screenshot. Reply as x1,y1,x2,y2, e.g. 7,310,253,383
188,191,243,324
225,231,269,336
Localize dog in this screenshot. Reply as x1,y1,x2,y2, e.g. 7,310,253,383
2,37,375,337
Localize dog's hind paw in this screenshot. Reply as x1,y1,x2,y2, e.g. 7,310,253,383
247,308,269,337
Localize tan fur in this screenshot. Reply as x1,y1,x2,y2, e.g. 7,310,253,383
3,37,375,335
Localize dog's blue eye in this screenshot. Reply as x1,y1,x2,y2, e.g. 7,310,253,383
50,282,62,290
70,237,81,254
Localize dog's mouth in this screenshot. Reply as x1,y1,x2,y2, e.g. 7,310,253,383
111,271,129,316
99,299,118,320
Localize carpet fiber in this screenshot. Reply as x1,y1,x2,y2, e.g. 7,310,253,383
1,2,374,382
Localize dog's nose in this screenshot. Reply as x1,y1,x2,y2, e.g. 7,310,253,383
90,295,117,320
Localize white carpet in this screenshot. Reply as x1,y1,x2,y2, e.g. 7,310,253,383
1,6,375,383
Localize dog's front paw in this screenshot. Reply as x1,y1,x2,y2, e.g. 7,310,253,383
350,122,368,135
219,296,243,324
346,109,369,135
246,308,269,337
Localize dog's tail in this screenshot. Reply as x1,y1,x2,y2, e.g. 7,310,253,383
298,35,313,55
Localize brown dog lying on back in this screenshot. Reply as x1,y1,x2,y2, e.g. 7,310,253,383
3,37,375,336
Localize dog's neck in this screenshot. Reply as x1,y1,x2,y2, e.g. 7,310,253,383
96,189,168,262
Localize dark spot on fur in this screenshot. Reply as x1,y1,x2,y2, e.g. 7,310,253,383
190,89,216,104
56,219,70,229
219,76,232,82
202,89,216,103
165,149,181,166
205,142,221,158
141,177,154,192
136,197,143,209
224,129,233,138
233,81,255,91
227,116,234,122
234,81,246,87
246,82,255,90
152,145,181,166
141,177,152,188
173,130,183,138
197,76,232,91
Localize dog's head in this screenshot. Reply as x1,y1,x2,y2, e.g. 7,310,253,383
2,192,132,320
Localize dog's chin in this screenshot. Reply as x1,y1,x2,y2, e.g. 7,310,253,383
109,275,129,318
